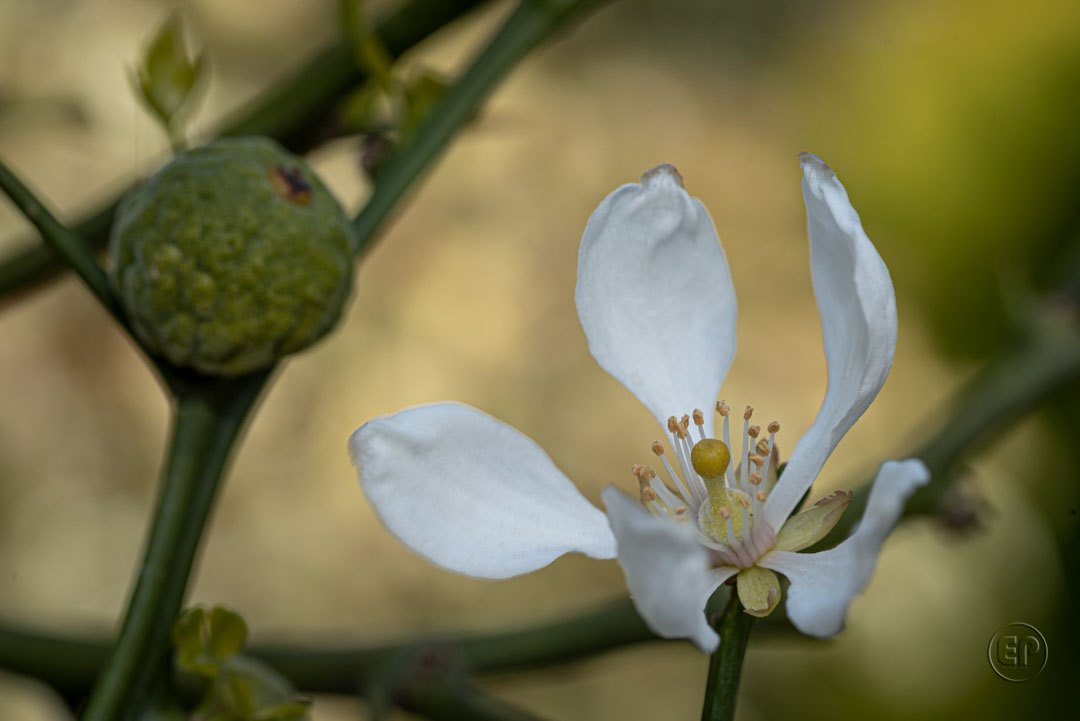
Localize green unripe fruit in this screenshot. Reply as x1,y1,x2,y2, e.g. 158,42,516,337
109,137,355,376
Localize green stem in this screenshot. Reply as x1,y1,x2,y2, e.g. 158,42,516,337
80,372,271,721
701,593,754,721
0,0,490,304
351,0,613,254
0,159,122,323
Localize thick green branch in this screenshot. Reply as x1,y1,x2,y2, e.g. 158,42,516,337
701,592,754,721
0,0,489,304
79,372,271,721
0,600,658,702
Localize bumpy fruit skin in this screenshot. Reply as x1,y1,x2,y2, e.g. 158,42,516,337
109,137,355,376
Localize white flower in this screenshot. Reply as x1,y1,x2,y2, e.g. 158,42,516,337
348,154,929,652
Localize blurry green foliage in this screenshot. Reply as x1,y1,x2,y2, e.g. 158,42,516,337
797,0,1080,359
172,607,309,721
337,0,451,177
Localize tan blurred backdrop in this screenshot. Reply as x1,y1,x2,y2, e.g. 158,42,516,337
1,0,1076,719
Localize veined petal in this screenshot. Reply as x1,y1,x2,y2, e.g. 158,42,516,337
603,486,737,652
773,489,853,552
576,166,737,436
349,402,616,580
764,154,898,530
758,459,929,637
736,566,781,618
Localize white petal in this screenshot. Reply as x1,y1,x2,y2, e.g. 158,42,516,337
758,459,929,637
576,166,737,435
764,154,898,530
603,486,738,652
349,402,616,579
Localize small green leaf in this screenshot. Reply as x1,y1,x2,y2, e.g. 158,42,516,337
172,607,218,677
340,82,393,133
208,606,248,662
133,12,207,147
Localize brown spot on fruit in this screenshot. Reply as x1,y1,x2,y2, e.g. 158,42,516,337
269,165,312,205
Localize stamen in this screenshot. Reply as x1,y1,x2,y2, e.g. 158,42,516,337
748,425,760,439
749,453,765,468
692,408,706,441
650,478,684,513
755,439,770,456
749,471,762,486
673,505,687,515
717,401,735,487
667,416,679,434
762,420,779,490
652,440,695,506
678,431,708,502
756,490,767,503
667,429,697,501
634,467,664,515
741,409,752,489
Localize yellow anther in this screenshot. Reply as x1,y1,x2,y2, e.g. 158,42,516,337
756,440,770,455
667,416,679,433
748,425,761,439
651,441,665,456
749,453,765,467
716,401,730,416
738,495,751,509
674,505,688,515
756,490,767,503
641,487,657,502
641,465,656,481
743,405,754,420
749,471,763,486
690,438,731,481
692,409,705,426
718,505,733,519
767,421,780,434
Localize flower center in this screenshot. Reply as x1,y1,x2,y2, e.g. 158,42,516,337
632,401,781,568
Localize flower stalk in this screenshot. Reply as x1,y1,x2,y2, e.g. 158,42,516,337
701,591,755,721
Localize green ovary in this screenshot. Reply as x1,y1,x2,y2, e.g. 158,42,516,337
699,488,754,545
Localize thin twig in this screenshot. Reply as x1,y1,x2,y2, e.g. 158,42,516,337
0,0,491,304
0,159,122,322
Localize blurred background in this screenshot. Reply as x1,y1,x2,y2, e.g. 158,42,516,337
1,0,1078,718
